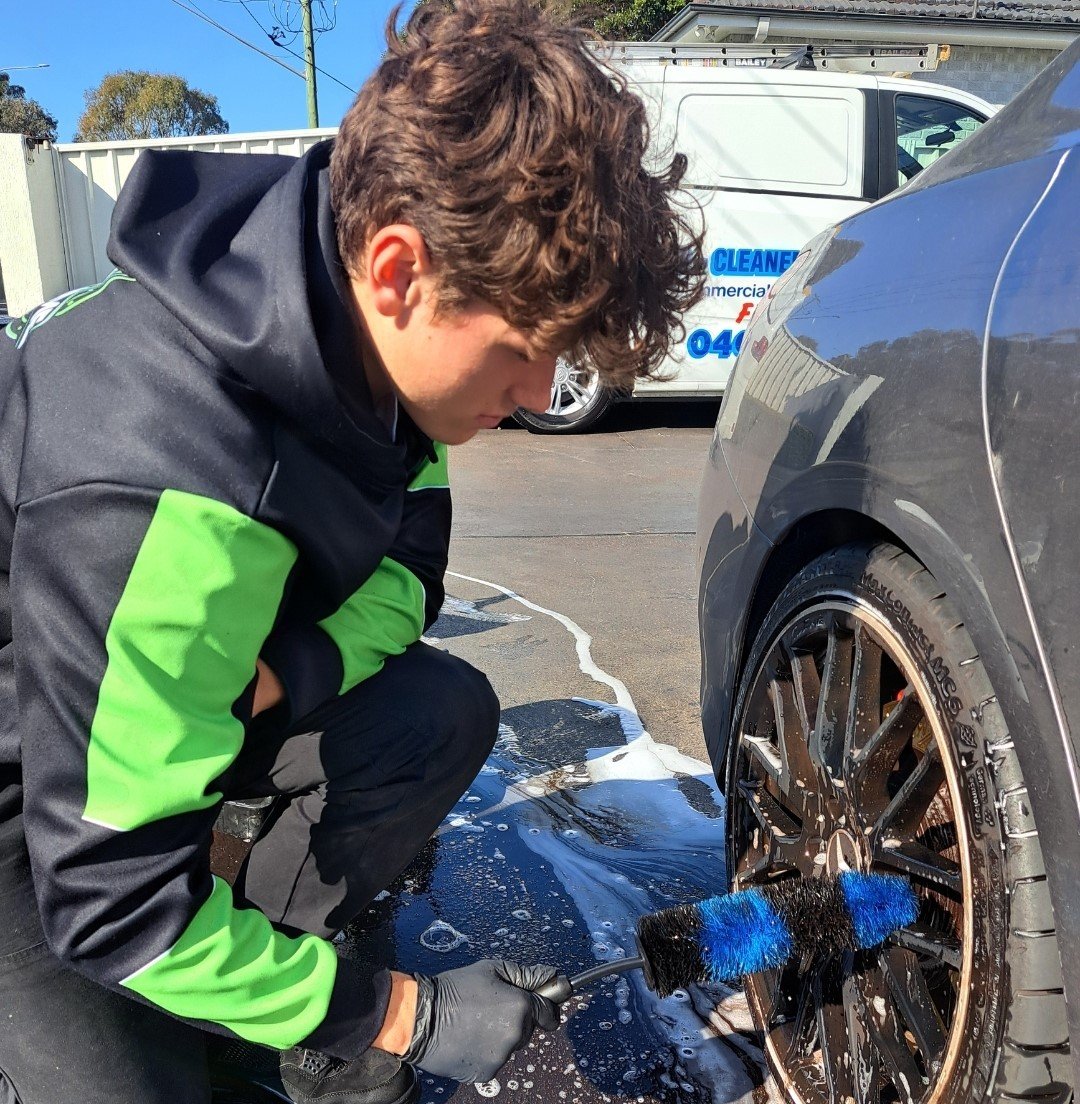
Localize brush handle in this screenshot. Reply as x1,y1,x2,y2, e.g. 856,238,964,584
536,956,647,1004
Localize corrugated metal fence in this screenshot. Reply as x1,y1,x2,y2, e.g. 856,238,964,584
53,128,337,290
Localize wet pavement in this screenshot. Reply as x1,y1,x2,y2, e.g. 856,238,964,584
335,571,781,1104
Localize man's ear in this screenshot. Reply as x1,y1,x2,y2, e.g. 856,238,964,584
363,225,431,319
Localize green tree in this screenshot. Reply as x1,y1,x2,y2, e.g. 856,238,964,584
411,1,686,41
75,71,228,142
0,73,58,141
589,0,686,40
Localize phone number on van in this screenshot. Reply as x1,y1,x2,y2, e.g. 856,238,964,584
687,328,746,360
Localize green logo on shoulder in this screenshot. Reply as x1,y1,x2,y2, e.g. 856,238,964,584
4,270,135,348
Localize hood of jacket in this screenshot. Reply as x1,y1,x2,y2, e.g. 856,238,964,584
107,140,415,485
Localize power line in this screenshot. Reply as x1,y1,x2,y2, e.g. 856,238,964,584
266,0,338,44
165,0,306,80
237,0,356,93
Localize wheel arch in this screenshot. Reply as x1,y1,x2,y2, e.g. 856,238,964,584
740,509,903,690
721,501,1038,774
704,507,902,791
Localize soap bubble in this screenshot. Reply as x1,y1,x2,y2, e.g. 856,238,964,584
419,920,469,953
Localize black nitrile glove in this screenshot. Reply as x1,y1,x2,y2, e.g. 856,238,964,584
402,959,560,1083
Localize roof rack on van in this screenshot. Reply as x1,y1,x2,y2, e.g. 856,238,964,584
604,42,942,74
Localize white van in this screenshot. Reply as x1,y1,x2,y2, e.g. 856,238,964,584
514,44,995,432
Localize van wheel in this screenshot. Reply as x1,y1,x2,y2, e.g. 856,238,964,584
511,359,612,433
725,542,1070,1104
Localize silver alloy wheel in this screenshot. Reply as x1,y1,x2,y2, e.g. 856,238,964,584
730,598,971,1104
547,357,600,417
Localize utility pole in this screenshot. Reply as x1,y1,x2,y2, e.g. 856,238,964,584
301,0,319,127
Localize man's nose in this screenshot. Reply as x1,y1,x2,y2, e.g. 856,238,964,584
513,357,558,415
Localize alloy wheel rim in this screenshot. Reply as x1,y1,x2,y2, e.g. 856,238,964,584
730,597,972,1104
547,358,599,417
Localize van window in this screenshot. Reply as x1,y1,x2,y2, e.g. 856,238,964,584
675,90,859,195
895,95,985,186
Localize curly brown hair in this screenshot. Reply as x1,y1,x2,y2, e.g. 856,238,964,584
330,0,705,388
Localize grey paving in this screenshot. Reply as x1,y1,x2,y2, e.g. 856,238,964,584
448,405,720,763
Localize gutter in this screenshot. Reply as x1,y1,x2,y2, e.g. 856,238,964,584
655,5,1078,49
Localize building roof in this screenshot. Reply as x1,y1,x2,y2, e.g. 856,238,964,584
687,0,1080,25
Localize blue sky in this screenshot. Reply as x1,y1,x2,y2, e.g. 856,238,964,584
5,1,418,141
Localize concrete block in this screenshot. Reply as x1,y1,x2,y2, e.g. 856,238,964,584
0,135,68,317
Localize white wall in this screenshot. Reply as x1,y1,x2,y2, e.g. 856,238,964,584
0,128,337,318
54,129,337,290
0,134,68,318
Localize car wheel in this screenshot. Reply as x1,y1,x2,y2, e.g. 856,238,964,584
511,357,612,434
725,541,1070,1104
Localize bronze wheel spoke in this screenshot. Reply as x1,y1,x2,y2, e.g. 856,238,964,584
744,732,783,786
874,745,945,838
737,779,801,842
812,625,853,779
740,836,804,883
785,640,821,741
880,946,948,1077
786,974,818,1062
850,688,921,803
847,628,884,761
764,965,798,1029
874,837,962,897
844,971,880,1104
858,966,926,1104
889,922,963,972
815,957,855,1104
770,672,819,795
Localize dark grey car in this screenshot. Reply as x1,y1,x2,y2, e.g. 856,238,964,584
698,39,1080,1104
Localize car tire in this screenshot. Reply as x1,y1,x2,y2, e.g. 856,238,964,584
724,541,1070,1104
511,360,613,434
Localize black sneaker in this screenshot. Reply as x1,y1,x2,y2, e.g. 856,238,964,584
279,1047,419,1104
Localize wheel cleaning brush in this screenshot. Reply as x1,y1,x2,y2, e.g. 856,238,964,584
538,871,918,1003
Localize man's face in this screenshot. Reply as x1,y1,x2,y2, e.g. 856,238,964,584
348,225,560,445
379,295,558,446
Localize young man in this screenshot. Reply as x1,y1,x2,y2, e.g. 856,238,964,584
0,2,703,1101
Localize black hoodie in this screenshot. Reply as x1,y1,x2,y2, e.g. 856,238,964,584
0,141,450,1058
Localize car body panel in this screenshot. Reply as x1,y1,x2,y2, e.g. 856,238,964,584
702,145,1067,758
698,38,1080,1074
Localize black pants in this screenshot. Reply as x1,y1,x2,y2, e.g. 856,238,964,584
0,643,499,1104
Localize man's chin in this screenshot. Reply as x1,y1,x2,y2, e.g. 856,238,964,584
444,426,479,446
419,420,476,446
402,409,474,446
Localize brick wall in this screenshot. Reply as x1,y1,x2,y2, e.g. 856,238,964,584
914,44,1059,103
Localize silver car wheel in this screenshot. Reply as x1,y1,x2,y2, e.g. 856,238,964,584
547,357,600,417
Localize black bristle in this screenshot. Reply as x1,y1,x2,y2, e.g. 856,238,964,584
636,902,706,997
761,877,856,966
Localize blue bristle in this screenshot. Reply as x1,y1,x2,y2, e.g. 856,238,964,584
696,887,793,982
839,871,919,948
